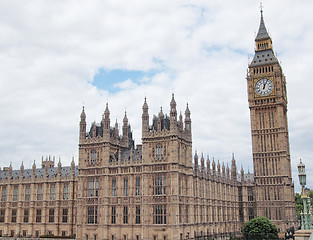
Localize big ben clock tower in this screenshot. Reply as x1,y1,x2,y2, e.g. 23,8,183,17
247,9,297,231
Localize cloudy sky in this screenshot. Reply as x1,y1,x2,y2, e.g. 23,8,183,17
0,0,312,192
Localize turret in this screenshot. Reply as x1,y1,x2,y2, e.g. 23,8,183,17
80,106,86,142
8,163,12,179
212,158,216,176
170,94,177,131
103,103,110,137
206,156,211,175
58,158,62,176
122,112,129,146
71,157,75,176
226,164,230,180
222,162,226,179
241,166,244,183
194,151,199,171
184,103,191,136
200,153,205,173
142,97,149,135
20,162,24,179
231,153,237,181
114,120,119,139
217,160,221,177
32,161,36,178
158,107,164,131
179,112,183,131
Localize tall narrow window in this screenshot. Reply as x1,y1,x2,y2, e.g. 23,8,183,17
37,185,43,200
154,205,166,224
62,208,68,223
50,185,55,200
153,175,166,195
88,178,99,197
124,177,128,196
36,209,41,223
135,206,140,224
91,150,97,164
13,187,18,202
11,209,17,223
123,206,128,224
112,178,116,196
111,206,116,224
1,188,6,202
87,206,98,224
23,209,29,223
25,186,30,201
49,209,54,223
63,184,69,200
156,144,163,159
136,177,141,196
0,209,5,222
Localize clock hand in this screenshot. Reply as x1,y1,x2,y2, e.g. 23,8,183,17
263,79,268,90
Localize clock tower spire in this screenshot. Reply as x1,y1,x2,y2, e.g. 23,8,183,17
247,9,297,232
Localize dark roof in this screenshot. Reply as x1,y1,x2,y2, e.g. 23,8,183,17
256,11,270,41
0,166,78,180
249,49,278,67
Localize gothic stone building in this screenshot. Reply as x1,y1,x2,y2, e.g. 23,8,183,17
0,10,297,240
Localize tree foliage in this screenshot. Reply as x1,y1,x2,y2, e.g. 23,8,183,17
242,216,279,240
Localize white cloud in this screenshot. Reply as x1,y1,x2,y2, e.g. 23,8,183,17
0,0,312,192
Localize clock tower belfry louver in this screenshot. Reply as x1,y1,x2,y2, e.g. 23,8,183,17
247,9,297,231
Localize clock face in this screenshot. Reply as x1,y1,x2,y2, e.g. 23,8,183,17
255,78,274,96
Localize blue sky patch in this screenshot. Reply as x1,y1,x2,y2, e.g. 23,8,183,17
92,68,158,93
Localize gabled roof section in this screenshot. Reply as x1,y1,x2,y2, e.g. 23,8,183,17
255,10,270,41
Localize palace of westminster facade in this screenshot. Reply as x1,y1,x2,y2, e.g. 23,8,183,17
0,10,297,240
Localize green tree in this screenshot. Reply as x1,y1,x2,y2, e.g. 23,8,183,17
242,216,279,240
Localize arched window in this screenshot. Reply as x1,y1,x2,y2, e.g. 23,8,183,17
156,144,163,159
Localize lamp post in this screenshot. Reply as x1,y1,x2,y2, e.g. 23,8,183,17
297,159,313,230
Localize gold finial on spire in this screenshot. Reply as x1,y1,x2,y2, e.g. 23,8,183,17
259,2,263,13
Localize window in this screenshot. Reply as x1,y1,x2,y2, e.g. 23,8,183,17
50,185,55,200
62,231,66,237
13,186,18,201
87,206,98,224
10,230,14,237
248,187,254,201
123,206,128,224
156,144,163,159
24,209,29,223
25,186,30,201
88,178,99,197
1,187,6,202
63,184,69,200
153,175,166,195
135,206,140,224
124,177,128,196
36,209,42,223
49,209,54,223
111,206,116,224
112,178,116,196
136,177,141,196
154,205,166,224
0,209,5,222
91,150,97,164
62,209,68,223
22,230,27,237
11,209,17,223
35,231,39,237
37,185,43,200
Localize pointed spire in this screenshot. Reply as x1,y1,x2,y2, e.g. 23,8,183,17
201,153,205,169
159,107,164,119
32,160,36,177
80,106,86,120
20,161,24,178
231,153,237,181
58,158,62,176
123,111,128,123
256,6,270,41
71,157,75,175
142,97,149,135
104,103,110,116
194,151,199,167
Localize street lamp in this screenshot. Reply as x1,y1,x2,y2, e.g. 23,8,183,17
297,159,313,230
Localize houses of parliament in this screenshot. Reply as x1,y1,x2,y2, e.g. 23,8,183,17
0,10,297,240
